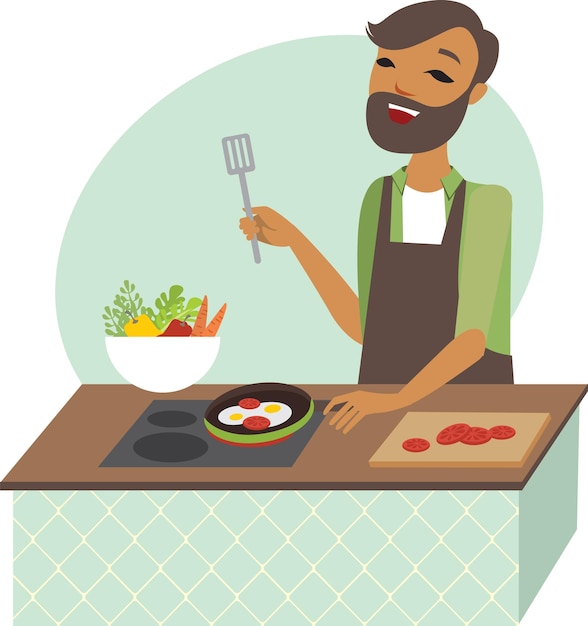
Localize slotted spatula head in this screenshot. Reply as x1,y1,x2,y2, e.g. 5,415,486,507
222,133,255,175
221,132,261,264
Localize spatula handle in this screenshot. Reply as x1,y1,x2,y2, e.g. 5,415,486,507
239,172,261,264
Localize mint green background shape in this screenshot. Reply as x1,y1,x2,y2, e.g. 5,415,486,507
55,35,542,385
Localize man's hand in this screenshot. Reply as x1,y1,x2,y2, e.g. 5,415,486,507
324,329,487,434
239,206,300,248
238,204,363,343
324,391,409,434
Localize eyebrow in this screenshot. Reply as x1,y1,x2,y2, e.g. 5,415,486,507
438,48,460,64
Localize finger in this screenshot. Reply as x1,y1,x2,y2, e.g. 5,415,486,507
327,402,354,426
334,408,362,431
243,205,273,218
324,394,349,414
242,228,257,239
239,216,259,228
342,412,365,434
242,213,274,236
329,403,361,430
240,222,259,235
239,223,259,235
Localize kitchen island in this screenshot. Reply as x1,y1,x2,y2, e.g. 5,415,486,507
3,383,586,626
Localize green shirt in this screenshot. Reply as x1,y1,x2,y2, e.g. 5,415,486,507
357,166,512,355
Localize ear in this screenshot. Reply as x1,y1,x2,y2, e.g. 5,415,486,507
468,83,488,104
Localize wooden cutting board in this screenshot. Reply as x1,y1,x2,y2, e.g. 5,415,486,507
369,411,551,468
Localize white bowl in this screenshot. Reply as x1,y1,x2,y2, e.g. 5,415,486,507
105,336,221,393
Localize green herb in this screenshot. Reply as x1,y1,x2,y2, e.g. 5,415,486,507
103,280,145,336
103,305,126,336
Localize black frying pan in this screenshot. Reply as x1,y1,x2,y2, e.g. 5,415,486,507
204,382,314,446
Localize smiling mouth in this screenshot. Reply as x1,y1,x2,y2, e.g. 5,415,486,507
388,103,420,125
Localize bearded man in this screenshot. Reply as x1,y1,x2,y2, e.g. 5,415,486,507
240,1,512,433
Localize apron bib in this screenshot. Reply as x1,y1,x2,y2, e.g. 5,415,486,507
358,175,513,384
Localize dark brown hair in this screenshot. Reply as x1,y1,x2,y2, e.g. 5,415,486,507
367,1,499,84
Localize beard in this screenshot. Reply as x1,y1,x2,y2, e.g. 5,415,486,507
366,90,471,154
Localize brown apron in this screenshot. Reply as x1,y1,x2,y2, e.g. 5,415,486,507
358,175,513,384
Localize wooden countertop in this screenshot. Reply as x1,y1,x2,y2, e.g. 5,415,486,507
1,383,586,491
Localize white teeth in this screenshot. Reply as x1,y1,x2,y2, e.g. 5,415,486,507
388,103,420,117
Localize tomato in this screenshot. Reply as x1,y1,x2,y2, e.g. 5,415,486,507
459,426,492,445
489,425,516,440
402,438,430,453
242,415,271,431
238,397,261,409
436,422,471,445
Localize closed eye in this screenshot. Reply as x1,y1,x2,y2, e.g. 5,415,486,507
426,69,454,83
376,57,395,68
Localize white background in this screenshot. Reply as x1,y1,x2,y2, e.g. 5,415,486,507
0,1,586,624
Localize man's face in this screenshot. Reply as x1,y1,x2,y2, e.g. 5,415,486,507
366,27,487,154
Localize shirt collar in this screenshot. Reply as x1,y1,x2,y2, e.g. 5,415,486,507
391,165,464,200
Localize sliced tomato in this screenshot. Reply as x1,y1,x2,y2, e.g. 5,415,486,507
402,437,430,453
238,397,260,409
489,425,516,440
436,422,471,445
459,426,492,445
242,415,271,431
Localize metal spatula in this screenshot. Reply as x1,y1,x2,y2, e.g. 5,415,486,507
222,133,261,264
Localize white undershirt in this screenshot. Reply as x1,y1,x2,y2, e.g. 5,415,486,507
402,185,446,245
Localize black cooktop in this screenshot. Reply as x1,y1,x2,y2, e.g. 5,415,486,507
100,399,325,468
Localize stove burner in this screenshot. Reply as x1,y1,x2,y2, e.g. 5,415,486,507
147,410,197,428
133,433,208,462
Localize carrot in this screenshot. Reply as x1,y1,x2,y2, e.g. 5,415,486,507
202,303,226,336
190,295,208,336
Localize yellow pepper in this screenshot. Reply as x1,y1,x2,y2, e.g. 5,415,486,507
124,310,160,336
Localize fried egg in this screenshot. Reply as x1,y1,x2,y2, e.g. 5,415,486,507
217,401,292,428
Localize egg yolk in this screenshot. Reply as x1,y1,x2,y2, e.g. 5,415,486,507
264,404,281,413
229,413,244,421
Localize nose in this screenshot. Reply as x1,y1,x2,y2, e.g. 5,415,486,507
395,82,415,97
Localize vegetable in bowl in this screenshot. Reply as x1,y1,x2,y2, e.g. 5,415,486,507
103,280,226,337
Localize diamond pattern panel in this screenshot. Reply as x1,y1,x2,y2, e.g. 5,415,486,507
13,490,521,625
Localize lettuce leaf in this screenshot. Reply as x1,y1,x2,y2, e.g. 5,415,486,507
147,286,202,330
